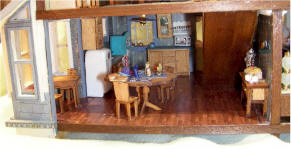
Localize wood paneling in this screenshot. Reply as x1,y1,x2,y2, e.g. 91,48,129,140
81,17,103,50
36,1,290,20
281,94,290,117
203,11,257,88
81,18,96,50
271,10,283,124
57,75,289,134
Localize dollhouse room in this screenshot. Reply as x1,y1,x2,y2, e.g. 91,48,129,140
0,0,289,136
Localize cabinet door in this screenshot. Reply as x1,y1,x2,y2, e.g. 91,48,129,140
82,18,97,50
163,53,176,73
148,51,162,70
176,50,189,74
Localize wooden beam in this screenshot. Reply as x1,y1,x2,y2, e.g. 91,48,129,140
36,0,290,20
271,10,283,125
58,123,290,134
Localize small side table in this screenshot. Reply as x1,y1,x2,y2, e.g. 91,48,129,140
53,75,80,109
239,72,269,117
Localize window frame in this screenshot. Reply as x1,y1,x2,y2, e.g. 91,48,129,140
5,25,40,101
48,19,74,76
130,21,153,46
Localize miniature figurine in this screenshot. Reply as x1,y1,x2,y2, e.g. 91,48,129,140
244,48,256,67
145,62,151,77
133,65,139,79
157,63,163,76
121,55,130,76
282,51,290,93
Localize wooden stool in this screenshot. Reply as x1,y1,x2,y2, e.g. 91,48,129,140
55,94,64,113
240,72,269,117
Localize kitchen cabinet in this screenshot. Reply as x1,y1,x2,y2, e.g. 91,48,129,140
148,49,189,75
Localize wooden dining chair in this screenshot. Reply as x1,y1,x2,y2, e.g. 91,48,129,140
157,66,176,103
112,81,139,120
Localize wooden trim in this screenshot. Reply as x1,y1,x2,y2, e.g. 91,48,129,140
271,10,283,125
36,0,45,11
58,123,290,134
36,1,290,20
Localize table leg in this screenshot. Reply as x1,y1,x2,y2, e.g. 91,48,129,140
246,89,252,117
76,85,80,107
263,88,268,117
66,89,71,105
140,86,162,115
136,86,142,105
60,90,65,113
73,87,78,108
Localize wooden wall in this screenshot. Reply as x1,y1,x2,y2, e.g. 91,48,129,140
203,11,258,88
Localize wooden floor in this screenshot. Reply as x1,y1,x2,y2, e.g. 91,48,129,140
56,74,289,134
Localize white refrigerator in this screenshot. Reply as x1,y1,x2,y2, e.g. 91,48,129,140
85,49,112,97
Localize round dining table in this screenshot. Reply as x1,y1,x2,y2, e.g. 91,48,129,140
127,73,177,115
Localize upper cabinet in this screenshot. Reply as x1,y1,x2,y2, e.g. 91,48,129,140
81,17,103,50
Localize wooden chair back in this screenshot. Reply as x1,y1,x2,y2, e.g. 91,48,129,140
112,81,130,101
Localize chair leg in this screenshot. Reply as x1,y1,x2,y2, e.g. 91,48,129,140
125,103,131,120
115,101,120,119
166,88,170,100
170,88,175,101
160,86,165,103
157,86,161,100
134,101,138,117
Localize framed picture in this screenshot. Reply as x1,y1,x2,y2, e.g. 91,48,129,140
157,14,173,38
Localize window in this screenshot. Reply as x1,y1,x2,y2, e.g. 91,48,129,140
7,27,38,98
130,21,153,46
5,2,39,100
48,20,74,75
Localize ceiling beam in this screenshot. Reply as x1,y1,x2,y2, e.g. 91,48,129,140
36,1,290,20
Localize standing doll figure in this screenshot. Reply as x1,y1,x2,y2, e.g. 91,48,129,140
244,48,256,67
157,63,163,76
145,62,151,77
121,55,130,76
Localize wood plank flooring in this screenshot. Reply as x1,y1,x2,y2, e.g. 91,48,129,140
57,74,273,134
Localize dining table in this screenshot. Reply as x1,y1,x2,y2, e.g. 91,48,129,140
127,73,177,115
